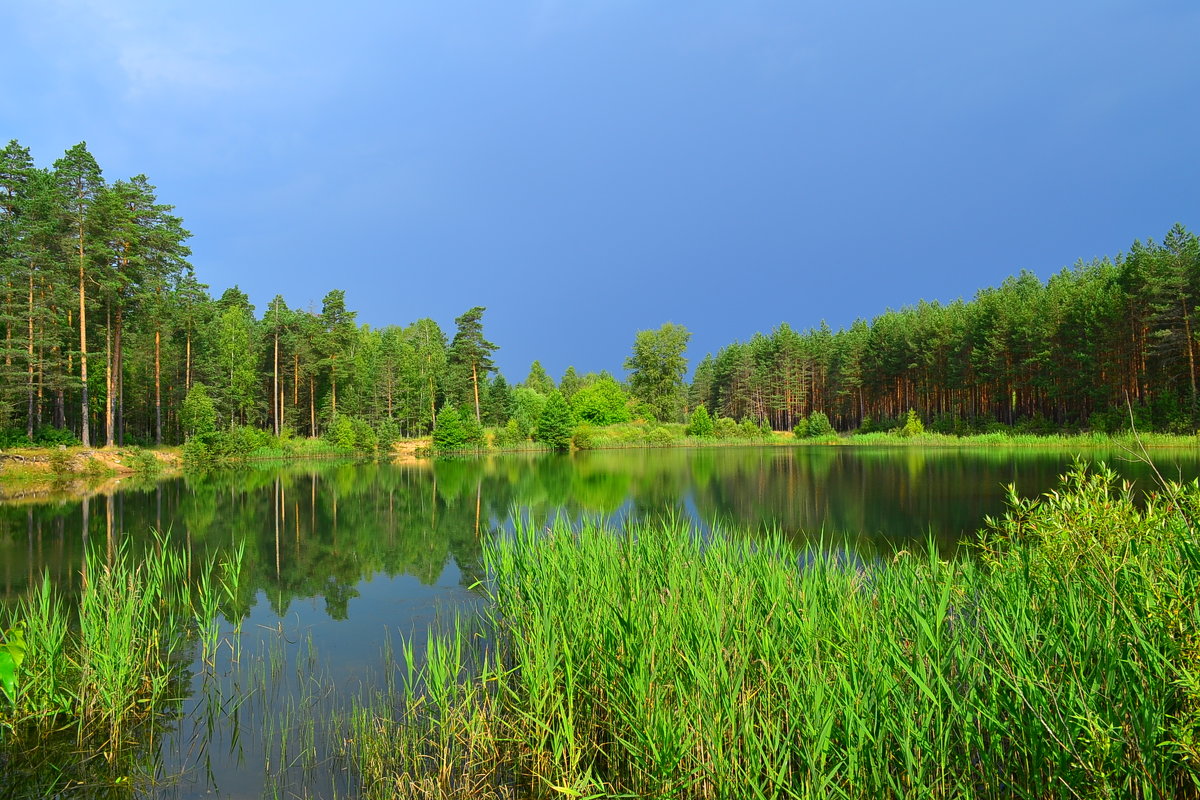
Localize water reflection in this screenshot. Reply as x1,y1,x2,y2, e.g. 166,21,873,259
4,446,1198,610
3,446,1199,797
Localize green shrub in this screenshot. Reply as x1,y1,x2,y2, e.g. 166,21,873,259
713,417,739,439
686,405,714,438
645,426,675,447
32,426,81,448
535,391,574,452
123,448,161,476
737,418,758,439
806,410,835,438
793,418,810,439
433,406,483,452
897,408,926,438
572,424,596,450
0,428,32,448
493,419,525,447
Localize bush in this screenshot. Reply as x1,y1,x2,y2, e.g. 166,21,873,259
739,418,762,439
686,405,715,438
375,418,401,451
793,419,810,439
433,406,483,452
572,424,596,451
806,411,835,438
123,448,162,476
0,428,32,448
535,392,575,452
494,419,525,447
897,409,926,438
645,426,675,447
572,378,632,426
32,426,81,448
713,417,739,439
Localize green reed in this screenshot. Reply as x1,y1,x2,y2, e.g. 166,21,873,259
0,532,246,794
350,463,1200,799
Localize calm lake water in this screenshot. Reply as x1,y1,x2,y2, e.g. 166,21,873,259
2,445,1198,797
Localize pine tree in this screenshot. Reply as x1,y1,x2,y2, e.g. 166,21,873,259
447,306,497,424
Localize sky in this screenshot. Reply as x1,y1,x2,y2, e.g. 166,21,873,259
5,1,1200,382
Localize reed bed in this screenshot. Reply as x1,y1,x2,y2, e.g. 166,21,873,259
0,534,244,794
351,464,1200,799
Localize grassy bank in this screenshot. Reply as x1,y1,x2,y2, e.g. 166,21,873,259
351,464,1200,799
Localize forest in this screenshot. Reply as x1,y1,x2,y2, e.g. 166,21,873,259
2,138,1199,448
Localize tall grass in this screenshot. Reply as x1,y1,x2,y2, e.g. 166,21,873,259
350,464,1200,799
0,533,244,793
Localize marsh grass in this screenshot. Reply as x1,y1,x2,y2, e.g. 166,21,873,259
0,532,245,795
349,463,1200,799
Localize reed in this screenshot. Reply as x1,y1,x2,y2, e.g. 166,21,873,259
0,532,246,793
350,463,1200,798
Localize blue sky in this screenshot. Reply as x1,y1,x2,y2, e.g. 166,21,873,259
6,1,1199,381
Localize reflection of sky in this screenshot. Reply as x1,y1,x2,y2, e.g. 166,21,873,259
163,559,484,799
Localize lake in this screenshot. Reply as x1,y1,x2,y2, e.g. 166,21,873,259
1,445,1198,797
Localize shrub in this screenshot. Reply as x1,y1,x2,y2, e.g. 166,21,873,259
494,419,525,447
535,391,575,452
572,424,596,451
713,417,739,439
572,378,632,426
645,426,675,447
0,428,32,448
793,418,810,439
898,409,926,438
807,411,835,438
180,384,217,440
433,406,482,452
686,405,715,438
739,418,762,439
32,426,81,448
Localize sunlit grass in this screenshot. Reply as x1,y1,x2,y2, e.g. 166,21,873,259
349,464,1200,799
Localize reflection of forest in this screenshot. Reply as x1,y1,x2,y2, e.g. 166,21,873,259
3,448,1197,614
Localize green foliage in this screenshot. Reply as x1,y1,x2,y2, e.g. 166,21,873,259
624,322,691,422
571,376,632,426
522,360,555,395
375,417,401,451
0,624,25,707
352,470,1200,798
738,417,763,439
33,426,81,447
493,418,525,447
898,408,926,438
123,448,161,476
432,405,482,452
806,410,835,438
685,404,714,437
510,387,548,439
792,418,810,439
534,391,574,451
713,416,739,439
180,383,217,440
571,423,596,450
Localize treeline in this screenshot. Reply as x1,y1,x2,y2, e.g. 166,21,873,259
691,225,1200,434
3,138,1199,446
0,140,639,448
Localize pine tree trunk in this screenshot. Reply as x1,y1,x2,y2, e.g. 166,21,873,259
472,362,481,423
26,264,35,440
155,328,162,445
273,329,279,436
105,305,114,447
115,306,123,446
78,233,89,446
